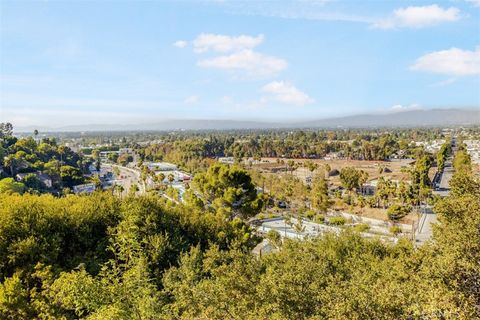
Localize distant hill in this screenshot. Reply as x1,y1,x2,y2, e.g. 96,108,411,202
295,108,480,128
17,120,279,132
14,108,479,132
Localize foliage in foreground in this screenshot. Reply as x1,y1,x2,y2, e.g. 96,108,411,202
0,171,479,319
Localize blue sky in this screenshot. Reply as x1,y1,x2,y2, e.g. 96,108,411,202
0,0,479,127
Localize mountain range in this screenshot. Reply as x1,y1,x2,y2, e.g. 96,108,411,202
14,108,479,132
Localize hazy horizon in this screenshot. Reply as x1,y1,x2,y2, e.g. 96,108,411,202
9,108,479,133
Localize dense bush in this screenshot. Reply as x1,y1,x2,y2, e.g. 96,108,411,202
389,225,402,236
0,169,479,319
314,214,325,223
387,203,410,220
353,223,370,232
0,193,120,279
328,216,346,226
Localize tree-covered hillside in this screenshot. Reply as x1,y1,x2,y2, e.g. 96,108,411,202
1,123,479,319
0,167,478,319
0,123,88,194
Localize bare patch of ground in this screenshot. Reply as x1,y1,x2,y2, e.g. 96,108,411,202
332,201,418,225
250,158,413,186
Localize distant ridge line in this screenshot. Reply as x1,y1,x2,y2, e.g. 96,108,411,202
13,108,480,132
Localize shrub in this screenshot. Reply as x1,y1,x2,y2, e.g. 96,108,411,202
329,216,346,226
298,206,307,216
0,178,25,194
386,204,410,221
343,194,353,205
389,225,402,236
314,214,325,224
353,223,370,232
266,229,282,247
305,210,316,220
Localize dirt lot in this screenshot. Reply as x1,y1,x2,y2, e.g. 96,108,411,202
248,157,418,224
332,201,418,225
250,158,413,186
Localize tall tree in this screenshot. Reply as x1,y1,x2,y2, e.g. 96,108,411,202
192,163,263,218
310,173,330,213
340,167,368,192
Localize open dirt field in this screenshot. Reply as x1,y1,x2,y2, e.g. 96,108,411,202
250,158,413,186
248,158,419,224
332,202,418,225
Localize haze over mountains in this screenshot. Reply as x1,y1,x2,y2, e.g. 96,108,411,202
15,108,479,132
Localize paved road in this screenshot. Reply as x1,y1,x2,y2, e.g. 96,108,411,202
102,164,146,195
439,166,453,190
415,206,437,245
433,167,453,197
417,137,458,244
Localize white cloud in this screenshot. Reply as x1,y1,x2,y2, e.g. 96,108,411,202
390,103,421,112
411,47,480,76
193,33,264,53
198,49,287,77
261,81,313,106
466,0,480,7
373,5,460,29
173,40,188,48
190,33,288,78
184,95,199,104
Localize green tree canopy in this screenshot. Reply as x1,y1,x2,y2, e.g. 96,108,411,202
310,173,330,213
340,167,368,191
22,173,46,191
0,178,24,194
192,164,263,218
386,203,410,221
60,165,84,188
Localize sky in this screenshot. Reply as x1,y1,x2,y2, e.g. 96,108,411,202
0,0,479,128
